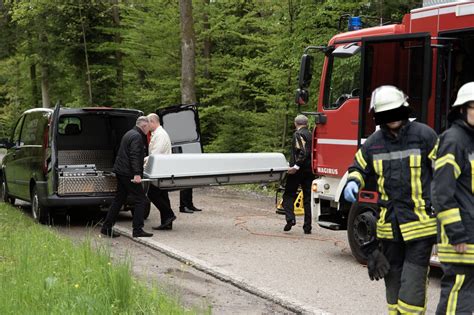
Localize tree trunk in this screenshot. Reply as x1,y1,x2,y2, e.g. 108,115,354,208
179,0,196,104
111,0,123,104
40,63,50,108
202,0,211,80
282,0,295,150
40,33,51,108
79,2,93,105
30,63,39,107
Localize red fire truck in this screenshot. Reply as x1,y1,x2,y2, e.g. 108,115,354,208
296,0,474,263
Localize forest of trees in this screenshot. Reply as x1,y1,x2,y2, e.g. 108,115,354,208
0,0,421,153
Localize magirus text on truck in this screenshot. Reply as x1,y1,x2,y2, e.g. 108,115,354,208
296,0,474,264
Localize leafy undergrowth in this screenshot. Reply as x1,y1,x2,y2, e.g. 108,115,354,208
0,203,192,315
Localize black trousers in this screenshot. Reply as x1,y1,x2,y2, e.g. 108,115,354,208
381,237,435,314
436,264,474,315
283,170,314,231
148,184,175,224
103,175,147,233
180,188,193,208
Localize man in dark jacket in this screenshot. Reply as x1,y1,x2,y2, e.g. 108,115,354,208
432,82,474,315
343,86,438,314
101,116,153,238
283,114,315,234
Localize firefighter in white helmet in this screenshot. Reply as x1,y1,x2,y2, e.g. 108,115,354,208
344,85,438,314
432,82,474,314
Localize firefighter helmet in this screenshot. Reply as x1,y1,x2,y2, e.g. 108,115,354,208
370,85,409,113
370,86,410,125
453,82,474,107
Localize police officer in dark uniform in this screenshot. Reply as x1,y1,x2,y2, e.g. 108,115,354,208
432,82,474,315
344,86,438,314
101,116,153,238
283,114,315,234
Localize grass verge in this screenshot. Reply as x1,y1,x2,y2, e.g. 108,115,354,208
0,203,191,314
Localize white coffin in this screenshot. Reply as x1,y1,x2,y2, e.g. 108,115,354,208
143,153,288,189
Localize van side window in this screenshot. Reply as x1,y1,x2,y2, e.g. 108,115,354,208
12,116,25,146
58,117,81,135
21,113,41,145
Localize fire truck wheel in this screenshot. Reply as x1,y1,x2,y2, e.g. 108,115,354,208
347,202,377,264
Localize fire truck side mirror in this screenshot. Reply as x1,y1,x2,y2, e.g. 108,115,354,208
295,88,309,105
298,54,313,89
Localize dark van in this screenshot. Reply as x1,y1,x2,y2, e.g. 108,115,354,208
0,106,150,224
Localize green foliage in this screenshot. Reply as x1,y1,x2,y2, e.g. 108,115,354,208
0,203,192,314
0,0,422,152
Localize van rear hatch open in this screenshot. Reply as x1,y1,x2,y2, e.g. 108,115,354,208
53,107,141,196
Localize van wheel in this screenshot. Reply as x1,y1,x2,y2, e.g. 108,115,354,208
1,176,15,205
31,186,51,225
347,202,377,264
130,202,151,220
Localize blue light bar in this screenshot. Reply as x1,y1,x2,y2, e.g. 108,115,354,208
348,16,362,31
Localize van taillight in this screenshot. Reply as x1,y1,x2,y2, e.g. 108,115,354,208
42,124,49,175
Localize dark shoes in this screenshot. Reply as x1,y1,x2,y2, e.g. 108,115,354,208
189,205,202,212
101,228,120,238
304,229,312,235
283,220,296,232
180,206,194,213
152,215,176,230
180,205,202,213
153,223,172,230
133,229,153,238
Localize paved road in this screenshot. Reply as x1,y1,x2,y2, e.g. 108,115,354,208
109,187,441,315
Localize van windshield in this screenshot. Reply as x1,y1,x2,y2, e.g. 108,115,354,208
324,49,361,109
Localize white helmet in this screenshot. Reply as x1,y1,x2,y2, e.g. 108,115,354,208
453,82,474,107
370,85,409,113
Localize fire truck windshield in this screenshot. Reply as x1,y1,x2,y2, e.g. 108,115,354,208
324,49,361,109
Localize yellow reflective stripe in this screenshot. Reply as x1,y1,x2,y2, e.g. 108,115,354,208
435,154,461,178
440,225,449,245
410,154,429,221
437,208,462,226
388,304,398,315
447,274,465,315
471,160,474,194
438,253,474,264
398,299,425,314
377,221,394,239
438,243,474,264
355,149,367,169
373,159,388,200
378,207,387,225
347,171,365,189
400,218,437,231
402,225,437,241
428,139,439,160
438,244,474,252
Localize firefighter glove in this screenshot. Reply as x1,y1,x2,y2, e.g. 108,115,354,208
367,248,390,281
344,181,359,203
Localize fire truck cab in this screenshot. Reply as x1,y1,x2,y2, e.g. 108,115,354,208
297,0,474,263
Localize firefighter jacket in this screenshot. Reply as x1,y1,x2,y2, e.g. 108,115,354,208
289,127,312,172
432,119,474,265
347,120,438,242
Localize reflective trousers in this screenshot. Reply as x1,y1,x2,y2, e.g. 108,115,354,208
436,264,474,315
381,237,435,314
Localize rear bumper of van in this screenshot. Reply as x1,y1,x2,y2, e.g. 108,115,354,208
36,182,115,207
